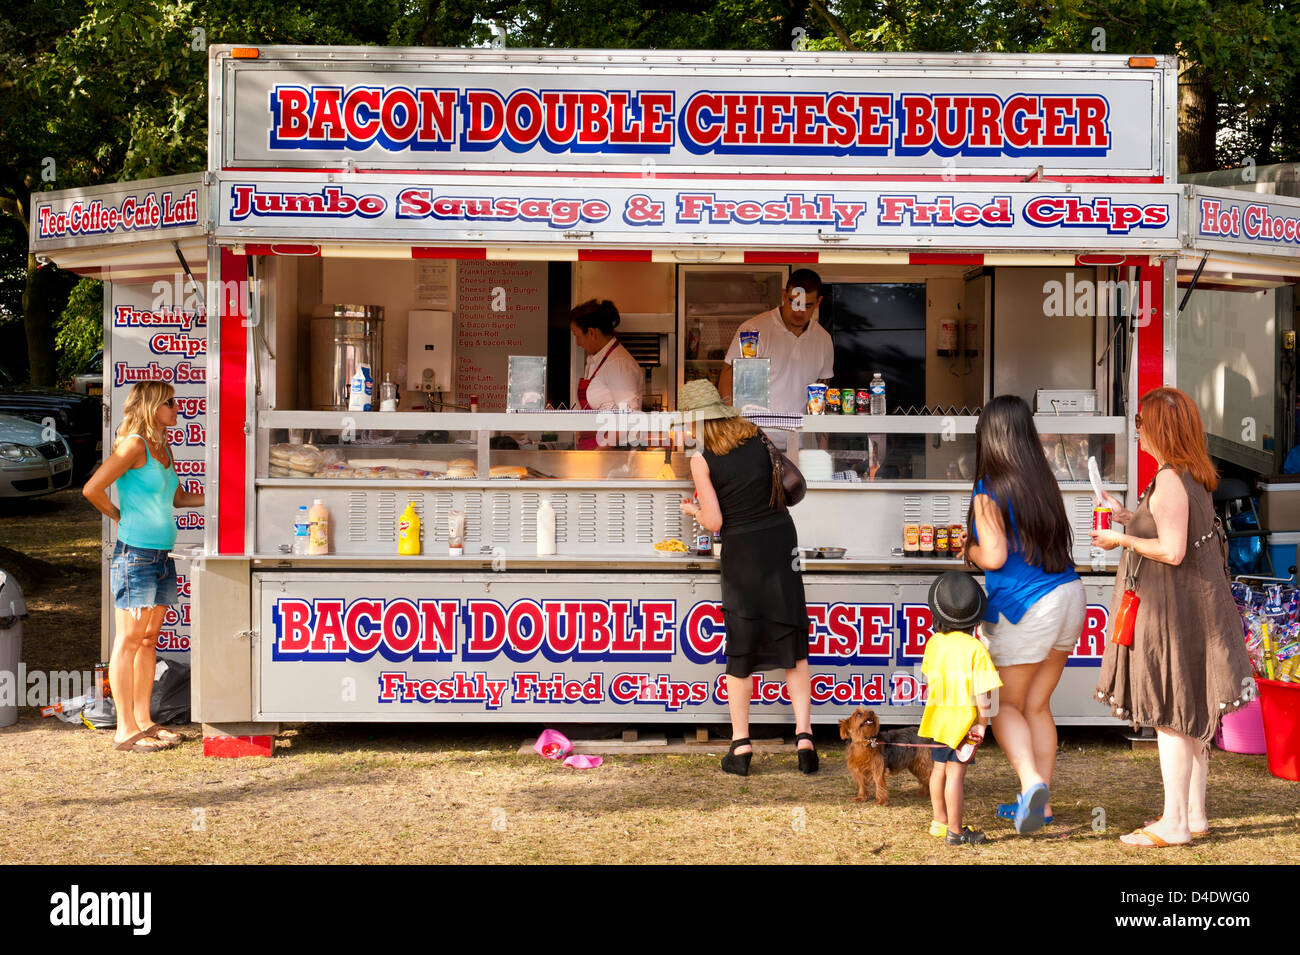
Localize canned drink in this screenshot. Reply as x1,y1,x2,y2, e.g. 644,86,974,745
739,329,759,358
841,388,856,414
856,388,871,410
806,383,827,414
1093,506,1112,531
826,388,842,413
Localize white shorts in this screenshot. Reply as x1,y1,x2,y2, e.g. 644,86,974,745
982,579,1086,668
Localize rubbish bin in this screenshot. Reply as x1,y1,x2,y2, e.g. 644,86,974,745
0,571,28,728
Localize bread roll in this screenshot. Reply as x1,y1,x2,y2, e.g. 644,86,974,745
490,465,527,479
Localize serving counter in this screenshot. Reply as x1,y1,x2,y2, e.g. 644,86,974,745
189,410,1130,725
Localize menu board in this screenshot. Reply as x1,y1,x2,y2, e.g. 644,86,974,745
107,283,206,659
455,261,547,411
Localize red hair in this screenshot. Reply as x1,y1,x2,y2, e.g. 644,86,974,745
1137,388,1219,492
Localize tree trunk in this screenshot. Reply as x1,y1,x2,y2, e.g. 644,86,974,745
22,252,60,386
1178,57,1218,174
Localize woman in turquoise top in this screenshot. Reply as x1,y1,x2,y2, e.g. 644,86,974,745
962,395,1084,834
84,381,204,753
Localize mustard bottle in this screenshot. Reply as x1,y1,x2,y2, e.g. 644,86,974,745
398,501,421,555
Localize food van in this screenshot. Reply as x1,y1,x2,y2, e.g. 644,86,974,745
30,47,1182,754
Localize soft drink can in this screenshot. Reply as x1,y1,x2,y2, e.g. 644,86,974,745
1093,506,1112,531
806,383,827,414
826,388,842,413
841,388,856,414
857,388,872,409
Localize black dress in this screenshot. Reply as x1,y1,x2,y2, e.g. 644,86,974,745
702,432,810,677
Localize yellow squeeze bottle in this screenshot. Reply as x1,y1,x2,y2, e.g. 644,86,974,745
398,501,421,555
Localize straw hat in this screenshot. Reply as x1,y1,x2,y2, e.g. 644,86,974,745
677,379,740,421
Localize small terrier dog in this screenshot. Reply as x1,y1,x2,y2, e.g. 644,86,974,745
838,707,933,805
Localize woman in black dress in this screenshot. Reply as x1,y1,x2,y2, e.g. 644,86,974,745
677,379,815,776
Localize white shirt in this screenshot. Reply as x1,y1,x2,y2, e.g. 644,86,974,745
580,338,642,410
724,307,834,415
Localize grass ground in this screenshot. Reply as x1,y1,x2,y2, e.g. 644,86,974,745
2,490,1297,864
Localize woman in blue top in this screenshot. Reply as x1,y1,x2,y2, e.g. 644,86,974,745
84,382,204,752
962,395,1084,834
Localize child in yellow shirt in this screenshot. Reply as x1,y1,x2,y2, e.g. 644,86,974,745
920,572,1003,846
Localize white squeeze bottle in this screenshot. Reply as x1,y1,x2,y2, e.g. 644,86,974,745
307,498,330,555
869,372,886,416
537,499,557,556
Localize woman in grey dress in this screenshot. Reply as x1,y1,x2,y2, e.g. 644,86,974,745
1092,388,1253,847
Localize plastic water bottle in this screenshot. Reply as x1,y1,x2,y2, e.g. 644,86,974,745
869,372,886,415
348,363,373,412
292,506,310,555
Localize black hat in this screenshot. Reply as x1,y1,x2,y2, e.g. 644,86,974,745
928,572,987,633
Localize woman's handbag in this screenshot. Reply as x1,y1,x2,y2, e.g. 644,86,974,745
1111,553,1145,647
759,430,806,509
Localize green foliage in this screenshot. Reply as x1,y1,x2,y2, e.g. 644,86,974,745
53,278,103,380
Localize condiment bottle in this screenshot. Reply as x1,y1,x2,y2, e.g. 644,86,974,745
398,501,421,555
307,499,330,555
537,499,557,556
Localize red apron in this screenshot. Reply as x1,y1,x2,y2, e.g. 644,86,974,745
576,341,618,450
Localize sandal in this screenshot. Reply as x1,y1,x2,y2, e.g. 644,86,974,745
997,801,1053,826
143,724,185,743
721,738,752,777
1120,827,1184,848
1013,783,1050,835
945,825,988,846
795,732,819,775
113,731,175,753
1145,818,1209,838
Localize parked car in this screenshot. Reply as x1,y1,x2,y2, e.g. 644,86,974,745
71,351,103,396
0,413,75,498
0,364,101,480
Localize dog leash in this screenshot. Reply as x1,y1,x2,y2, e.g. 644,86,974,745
867,740,944,749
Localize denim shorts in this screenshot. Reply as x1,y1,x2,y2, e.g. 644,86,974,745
110,541,178,610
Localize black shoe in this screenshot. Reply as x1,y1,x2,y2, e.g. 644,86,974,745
795,732,819,774
945,826,987,846
721,738,752,776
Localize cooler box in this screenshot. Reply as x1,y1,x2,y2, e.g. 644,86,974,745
1259,477,1300,532
1267,531,1300,583
1257,678,1300,782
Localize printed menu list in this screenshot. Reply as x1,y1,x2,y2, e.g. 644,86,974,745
455,261,547,411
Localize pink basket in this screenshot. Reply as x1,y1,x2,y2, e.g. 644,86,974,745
1215,697,1267,755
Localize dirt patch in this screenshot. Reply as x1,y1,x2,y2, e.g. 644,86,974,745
1,490,1297,864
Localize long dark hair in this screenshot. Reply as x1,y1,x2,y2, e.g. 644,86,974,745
965,394,1073,572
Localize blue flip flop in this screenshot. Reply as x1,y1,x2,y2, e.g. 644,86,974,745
996,801,1053,826
1014,783,1050,834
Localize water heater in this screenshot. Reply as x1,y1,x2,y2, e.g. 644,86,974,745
406,310,453,402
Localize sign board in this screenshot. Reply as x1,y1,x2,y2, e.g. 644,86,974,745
255,572,1120,724
106,283,208,657
215,48,1172,180
216,177,1180,249
1183,185,1300,260
455,261,547,410
30,174,205,253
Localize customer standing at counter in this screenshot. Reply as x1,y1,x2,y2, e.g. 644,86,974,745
676,379,817,777
962,395,1083,834
1091,388,1254,848
83,381,205,752
719,269,833,433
